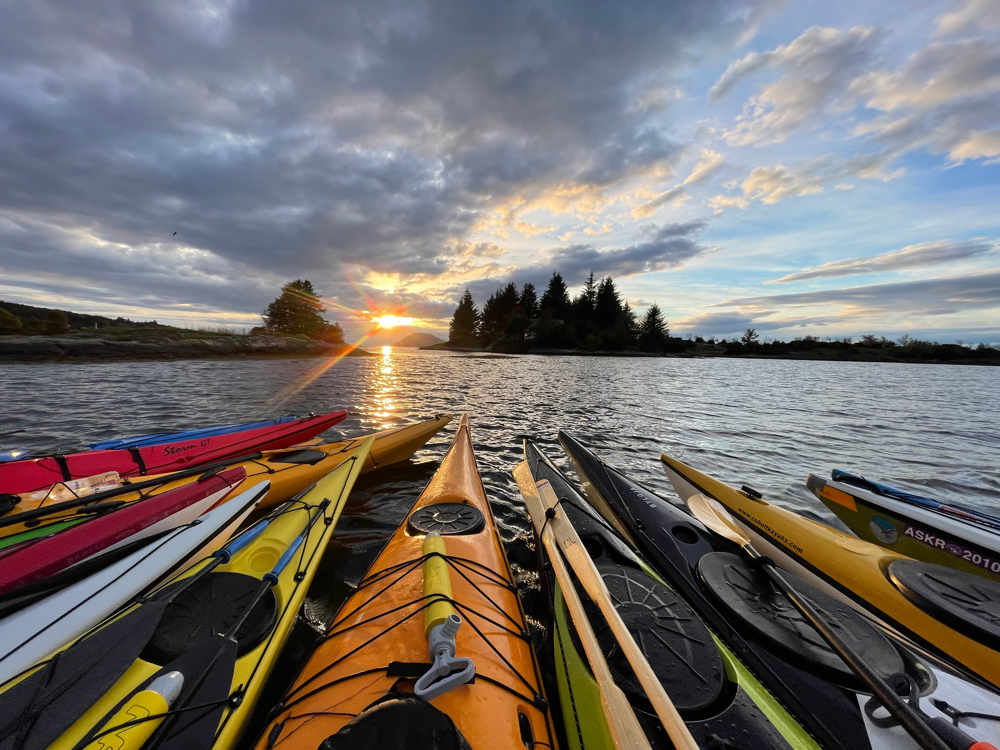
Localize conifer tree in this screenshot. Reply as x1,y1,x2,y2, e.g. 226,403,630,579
519,283,539,318
572,271,598,321
262,280,332,337
478,289,505,341
594,276,623,325
639,304,669,352
539,272,571,320
449,289,480,345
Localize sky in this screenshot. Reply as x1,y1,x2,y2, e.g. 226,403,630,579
1,0,998,344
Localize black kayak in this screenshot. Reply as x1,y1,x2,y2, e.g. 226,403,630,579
557,432,1000,750
524,440,803,750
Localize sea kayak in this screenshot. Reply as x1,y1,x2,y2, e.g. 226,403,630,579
0,466,247,596
0,480,268,687
809,471,1000,583
3,435,374,750
0,415,452,542
86,416,298,451
0,410,348,496
520,440,810,750
254,415,557,750
561,433,1000,750
661,453,1000,691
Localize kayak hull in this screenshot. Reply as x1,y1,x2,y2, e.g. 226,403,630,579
0,411,348,496
810,473,1000,583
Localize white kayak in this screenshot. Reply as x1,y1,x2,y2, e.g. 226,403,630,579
0,481,268,684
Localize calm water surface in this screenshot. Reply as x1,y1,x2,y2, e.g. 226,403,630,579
2,350,998,745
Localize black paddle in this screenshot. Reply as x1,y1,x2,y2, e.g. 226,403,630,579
0,451,265,529
687,493,981,750
77,499,331,750
0,487,272,750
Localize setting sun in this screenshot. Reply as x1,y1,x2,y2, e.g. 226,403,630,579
372,314,414,329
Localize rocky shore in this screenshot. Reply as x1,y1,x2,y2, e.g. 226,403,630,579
0,333,374,363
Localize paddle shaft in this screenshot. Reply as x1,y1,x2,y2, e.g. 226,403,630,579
535,480,701,750
514,463,651,750
746,546,952,750
0,451,264,528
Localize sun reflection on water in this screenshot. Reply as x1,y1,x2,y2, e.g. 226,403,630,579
371,345,396,424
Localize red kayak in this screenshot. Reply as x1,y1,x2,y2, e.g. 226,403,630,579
0,410,346,496
0,466,246,596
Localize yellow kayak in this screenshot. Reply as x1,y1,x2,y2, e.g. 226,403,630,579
3,436,373,750
0,416,451,543
661,454,1000,690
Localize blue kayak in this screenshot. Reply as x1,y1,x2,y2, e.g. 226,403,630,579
0,416,296,462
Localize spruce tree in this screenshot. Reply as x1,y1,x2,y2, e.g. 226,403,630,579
539,272,571,320
520,283,539,318
594,276,623,326
478,289,505,342
449,289,480,346
572,271,598,322
261,280,329,337
639,304,668,352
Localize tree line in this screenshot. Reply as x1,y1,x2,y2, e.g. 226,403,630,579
449,271,681,353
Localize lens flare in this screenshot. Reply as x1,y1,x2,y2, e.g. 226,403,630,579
373,315,414,329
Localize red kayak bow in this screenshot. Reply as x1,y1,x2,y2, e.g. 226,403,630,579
0,410,346,496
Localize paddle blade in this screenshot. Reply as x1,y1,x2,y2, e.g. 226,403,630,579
0,599,168,750
686,494,752,549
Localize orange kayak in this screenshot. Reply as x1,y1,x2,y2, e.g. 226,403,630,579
255,415,557,750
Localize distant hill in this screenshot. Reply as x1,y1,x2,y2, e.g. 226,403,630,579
393,332,444,347
0,300,163,330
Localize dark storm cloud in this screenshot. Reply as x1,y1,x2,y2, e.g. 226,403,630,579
548,221,708,282
0,0,769,315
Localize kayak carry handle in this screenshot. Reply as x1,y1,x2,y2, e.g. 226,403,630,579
414,532,475,702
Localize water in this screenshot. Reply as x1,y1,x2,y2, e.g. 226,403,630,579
2,350,999,745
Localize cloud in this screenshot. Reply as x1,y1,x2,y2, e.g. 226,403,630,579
710,26,881,145
715,268,1000,315
771,239,999,282
709,150,902,210
547,221,708,281
683,149,726,186
0,0,768,321
672,310,835,335
936,0,1000,36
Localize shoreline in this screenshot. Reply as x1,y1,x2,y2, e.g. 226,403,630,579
0,334,375,364
421,343,1000,366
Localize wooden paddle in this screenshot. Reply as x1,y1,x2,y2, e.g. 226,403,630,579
514,462,652,750
686,493,958,750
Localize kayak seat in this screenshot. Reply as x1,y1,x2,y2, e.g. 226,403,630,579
887,560,1000,649
266,449,329,466
318,696,473,750
142,572,278,663
407,502,485,536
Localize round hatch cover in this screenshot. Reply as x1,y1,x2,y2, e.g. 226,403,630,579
408,503,485,536
698,552,904,687
587,563,726,717
888,560,1000,649
143,571,278,664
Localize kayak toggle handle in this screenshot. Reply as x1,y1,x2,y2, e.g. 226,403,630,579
414,614,475,702
414,532,475,702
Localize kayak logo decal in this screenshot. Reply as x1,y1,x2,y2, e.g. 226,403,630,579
904,525,1000,574
735,507,804,555
869,517,899,545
